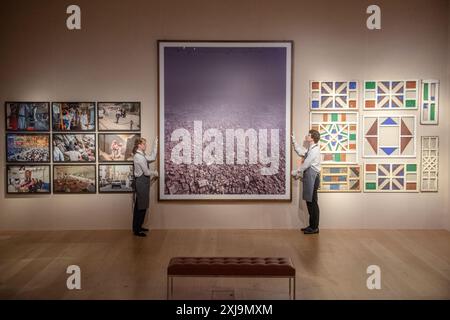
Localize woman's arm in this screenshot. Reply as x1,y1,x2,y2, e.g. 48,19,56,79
145,137,158,163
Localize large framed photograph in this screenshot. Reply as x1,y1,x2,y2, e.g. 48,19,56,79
53,165,96,194
97,102,141,131
6,133,50,163
98,133,140,162
98,164,134,193
6,165,51,194
158,41,292,200
52,134,96,162
5,102,50,131
52,102,96,131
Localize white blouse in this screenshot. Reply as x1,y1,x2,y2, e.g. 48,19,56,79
133,139,158,177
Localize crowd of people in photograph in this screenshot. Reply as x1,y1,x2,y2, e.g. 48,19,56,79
53,135,96,162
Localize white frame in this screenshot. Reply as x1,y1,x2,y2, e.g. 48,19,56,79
309,80,359,110
158,41,292,200
420,80,439,125
362,114,416,158
420,136,439,192
364,163,419,193
309,111,359,164
319,164,362,193
363,80,419,110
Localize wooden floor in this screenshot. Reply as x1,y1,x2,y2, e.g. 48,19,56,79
0,229,449,300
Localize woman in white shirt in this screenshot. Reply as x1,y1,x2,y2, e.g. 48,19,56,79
132,137,158,237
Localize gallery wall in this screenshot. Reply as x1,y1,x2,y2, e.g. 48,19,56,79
446,2,450,231
0,0,449,230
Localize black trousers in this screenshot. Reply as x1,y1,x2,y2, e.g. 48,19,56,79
306,174,320,229
132,199,147,234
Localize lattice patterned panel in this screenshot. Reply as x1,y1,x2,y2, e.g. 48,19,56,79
364,163,418,192
310,81,358,110
319,165,361,192
363,115,416,158
421,136,439,192
310,112,358,164
421,80,439,125
364,80,419,110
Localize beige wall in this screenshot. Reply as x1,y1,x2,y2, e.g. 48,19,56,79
0,0,449,230
446,1,450,231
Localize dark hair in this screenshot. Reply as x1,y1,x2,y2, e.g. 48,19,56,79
132,137,147,154
309,129,320,143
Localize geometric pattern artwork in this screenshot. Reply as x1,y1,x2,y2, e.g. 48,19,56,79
364,80,419,109
319,165,361,192
420,136,439,192
310,81,358,110
363,115,416,157
310,112,358,164
364,163,418,192
420,80,439,125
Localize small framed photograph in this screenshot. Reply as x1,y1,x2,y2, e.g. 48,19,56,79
99,164,135,193
6,133,50,163
6,165,51,194
53,165,97,194
52,102,96,131
5,102,50,131
98,133,140,162
52,134,96,163
98,102,141,131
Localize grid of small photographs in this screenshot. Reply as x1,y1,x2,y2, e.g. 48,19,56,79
5,101,141,194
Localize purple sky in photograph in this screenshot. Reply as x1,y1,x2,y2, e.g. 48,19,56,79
164,46,287,113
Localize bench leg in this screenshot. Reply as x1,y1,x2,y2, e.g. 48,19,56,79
167,276,169,300
289,277,291,299
167,276,174,300
292,277,296,300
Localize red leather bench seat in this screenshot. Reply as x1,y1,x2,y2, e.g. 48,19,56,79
167,257,295,277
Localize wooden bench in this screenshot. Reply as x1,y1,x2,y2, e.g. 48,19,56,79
167,257,296,299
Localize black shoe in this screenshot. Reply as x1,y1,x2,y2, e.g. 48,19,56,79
140,228,149,232
303,228,319,234
301,226,311,232
134,232,146,237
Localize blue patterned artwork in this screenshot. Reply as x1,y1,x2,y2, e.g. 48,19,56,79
363,115,416,158
319,165,361,192
310,81,358,110
310,112,358,163
364,80,419,110
364,163,418,192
